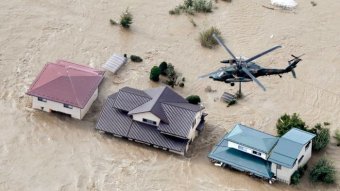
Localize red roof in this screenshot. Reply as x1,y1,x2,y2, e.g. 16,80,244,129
26,60,105,109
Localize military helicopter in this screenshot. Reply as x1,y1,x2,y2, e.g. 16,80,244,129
199,33,303,93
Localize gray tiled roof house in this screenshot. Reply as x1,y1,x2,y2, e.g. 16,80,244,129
96,86,206,155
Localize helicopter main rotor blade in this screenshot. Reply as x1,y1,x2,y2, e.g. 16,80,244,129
241,67,266,91
198,68,224,79
212,33,237,61
244,45,282,64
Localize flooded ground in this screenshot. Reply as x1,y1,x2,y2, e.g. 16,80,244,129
0,0,339,190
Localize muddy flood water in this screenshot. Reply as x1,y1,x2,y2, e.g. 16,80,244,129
0,0,339,190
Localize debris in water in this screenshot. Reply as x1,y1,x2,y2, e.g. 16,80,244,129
271,0,297,8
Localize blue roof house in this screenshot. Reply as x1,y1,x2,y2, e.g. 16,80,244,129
208,124,315,184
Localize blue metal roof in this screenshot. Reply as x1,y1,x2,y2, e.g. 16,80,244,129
226,124,279,153
208,134,273,179
282,128,316,145
268,128,315,168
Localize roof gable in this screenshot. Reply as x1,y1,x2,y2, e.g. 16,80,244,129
26,61,104,108
282,128,316,145
226,124,279,153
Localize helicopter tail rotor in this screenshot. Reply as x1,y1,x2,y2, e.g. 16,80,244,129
287,54,304,78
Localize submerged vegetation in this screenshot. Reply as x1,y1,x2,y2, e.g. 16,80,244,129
309,158,336,184
110,8,133,28
169,0,213,15
149,62,185,88
130,55,143,62
276,113,307,136
334,129,340,146
309,123,330,152
186,95,201,104
120,9,133,28
150,66,161,82
200,27,222,48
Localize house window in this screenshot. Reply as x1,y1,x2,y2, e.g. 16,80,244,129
305,141,311,151
142,118,157,125
298,155,304,164
277,164,281,170
64,104,73,109
38,97,47,102
252,150,262,156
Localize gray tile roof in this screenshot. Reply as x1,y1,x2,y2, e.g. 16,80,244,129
113,87,151,111
157,103,197,138
96,86,204,153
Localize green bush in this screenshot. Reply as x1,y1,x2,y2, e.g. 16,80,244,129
186,95,201,104
309,123,330,151
150,66,161,82
169,0,213,15
334,129,340,146
291,170,301,185
193,0,212,12
165,64,178,87
309,158,336,184
159,62,168,75
130,55,143,62
200,27,222,48
276,113,308,136
120,9,133,28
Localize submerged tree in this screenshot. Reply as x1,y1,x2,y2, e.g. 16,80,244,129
120,8,133,28
276,113,307,136
309,158,336,184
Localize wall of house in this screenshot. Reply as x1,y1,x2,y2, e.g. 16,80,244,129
228,141,267,160
132,112,161,126
271,140,313,184
186,110,203,140
271,162,297,184
80,89,98,119
32,96,81,119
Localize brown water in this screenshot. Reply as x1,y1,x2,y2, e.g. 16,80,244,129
0,0,339,190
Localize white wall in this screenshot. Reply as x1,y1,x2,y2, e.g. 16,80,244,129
80,89,98,119
271,140,313,184
132,112,161,126
31,88,98,120
187,111,202,140
228,141,267,160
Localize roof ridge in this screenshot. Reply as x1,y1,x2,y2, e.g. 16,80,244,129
161,102,200,112
121,87,152,99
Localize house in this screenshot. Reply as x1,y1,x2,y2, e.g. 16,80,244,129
26,60,105,119
96,86,207,155
208,124,315,184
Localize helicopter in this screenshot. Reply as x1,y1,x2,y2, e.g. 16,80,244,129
199,33,303,92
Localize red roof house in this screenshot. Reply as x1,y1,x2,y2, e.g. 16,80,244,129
26,60,104,119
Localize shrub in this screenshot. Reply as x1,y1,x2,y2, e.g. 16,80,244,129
165,64,178,87
200,27,222,48
150,66,161,82
169,0,213,15
309,158,336,184
120,9,133,28
291,170,301,185
335,129,340,146
186,95,201,104
193,0,212,12
276,113,307,136
309,123,330,151
130,55,143,62
159,62,168,75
